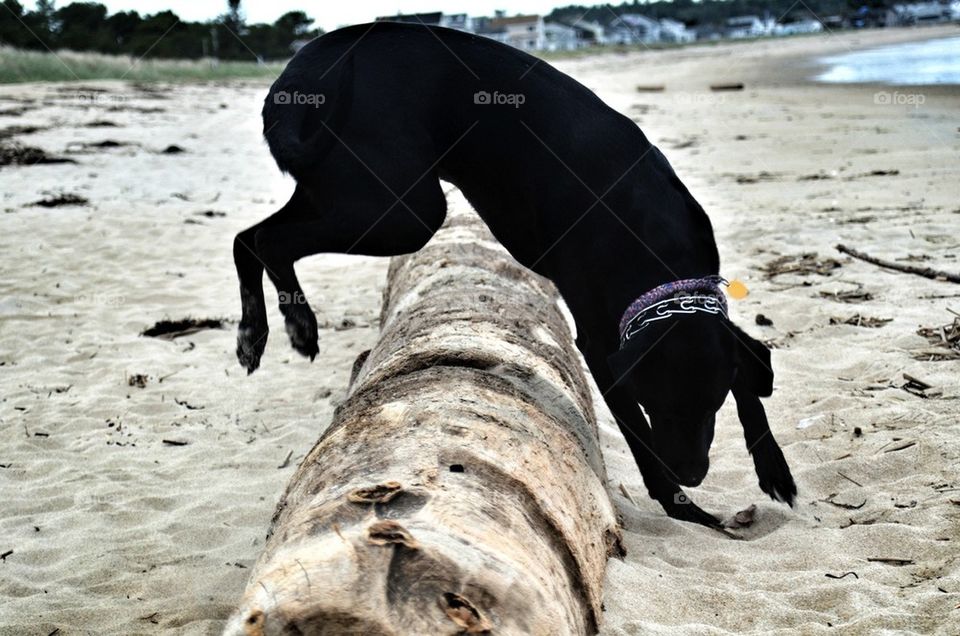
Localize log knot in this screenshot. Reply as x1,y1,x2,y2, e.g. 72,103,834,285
348,481,404,504
441,592,493,634
367,520,419,549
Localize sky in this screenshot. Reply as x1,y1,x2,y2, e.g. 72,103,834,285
27,1,565,31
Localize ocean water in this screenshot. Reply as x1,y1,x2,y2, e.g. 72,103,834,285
816,36,960,85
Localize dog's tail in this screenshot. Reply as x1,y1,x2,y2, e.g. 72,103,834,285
262,52,354,179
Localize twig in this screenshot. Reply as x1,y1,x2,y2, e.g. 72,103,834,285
710,525,744,540
277,450,293,469
902,373,933,390
174,398,204,410
867,557,913,566
821,496,866,510
883,441,917,453
837,471,863,488
825,571,859,580
836,244,960,283
618,483,638,506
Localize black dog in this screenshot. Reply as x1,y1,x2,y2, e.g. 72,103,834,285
234,22,796,526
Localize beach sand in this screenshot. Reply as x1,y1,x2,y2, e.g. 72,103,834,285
1,25,958,635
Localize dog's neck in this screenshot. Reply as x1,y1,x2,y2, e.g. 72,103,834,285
618,277,728,345
591,176,721,345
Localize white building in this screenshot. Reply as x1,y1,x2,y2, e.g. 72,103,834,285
725,15,773,38
573,20,607,46
543,22,580,51
887,2,952,25
440,13,474,31
485,14,545,51
659,18,695,43
607,15,661,45
774,19,824,35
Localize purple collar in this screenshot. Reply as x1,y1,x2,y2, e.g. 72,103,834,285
619,276,728,346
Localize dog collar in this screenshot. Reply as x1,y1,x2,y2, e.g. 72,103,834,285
619,276,728,347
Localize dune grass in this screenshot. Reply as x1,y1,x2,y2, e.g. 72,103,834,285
0,46,286,84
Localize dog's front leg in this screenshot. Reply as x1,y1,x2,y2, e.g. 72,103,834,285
733,383,797,506
579,342,720,527
606,389,721,527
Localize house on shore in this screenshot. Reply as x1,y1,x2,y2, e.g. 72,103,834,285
724,15,774,38
886,2,955,25
543,22,580,51
774,19,824,35
374,12,474,31
659,18,695,43
483,14,545,51
607,15,660,45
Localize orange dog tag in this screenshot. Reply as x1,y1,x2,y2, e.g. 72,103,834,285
726,279,749,300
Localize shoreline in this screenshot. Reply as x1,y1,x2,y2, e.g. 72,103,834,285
553,23,960,91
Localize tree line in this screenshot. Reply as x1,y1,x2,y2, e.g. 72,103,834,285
0,0,323,61
1,0,907,62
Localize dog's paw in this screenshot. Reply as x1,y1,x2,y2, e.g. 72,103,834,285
237,322,268,374
753,440,797,507
284,305,319,361
660,490,722,527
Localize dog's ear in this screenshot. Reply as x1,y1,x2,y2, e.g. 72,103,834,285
729,322,773,397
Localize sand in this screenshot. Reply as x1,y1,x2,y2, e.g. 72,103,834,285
1,25,958,635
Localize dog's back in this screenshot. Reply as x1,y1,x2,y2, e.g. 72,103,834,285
262,22,663,272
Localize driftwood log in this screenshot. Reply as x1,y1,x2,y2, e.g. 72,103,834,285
224,194,623,636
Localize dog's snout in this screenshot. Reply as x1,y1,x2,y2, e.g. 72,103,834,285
673,460,709,487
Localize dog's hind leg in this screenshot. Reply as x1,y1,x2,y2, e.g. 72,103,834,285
248,178,447,371
234,187,313,373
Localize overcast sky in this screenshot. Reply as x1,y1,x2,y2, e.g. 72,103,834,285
27,1,564,31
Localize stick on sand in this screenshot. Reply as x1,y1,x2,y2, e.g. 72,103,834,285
836,244,960,284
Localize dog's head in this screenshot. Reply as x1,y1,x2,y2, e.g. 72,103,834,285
607,313,771,487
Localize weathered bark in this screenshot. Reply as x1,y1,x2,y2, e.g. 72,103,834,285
224,194,623,636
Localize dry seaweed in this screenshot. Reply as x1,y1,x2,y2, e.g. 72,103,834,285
819,284,873,304
141,317,225,340
763,252,842,279
915,316,960,361
0,143,75,167
829,314,892,328
29,194,89,208
0,125,45,140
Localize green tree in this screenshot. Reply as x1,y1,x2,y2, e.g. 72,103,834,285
34,0,55,33
104,10,141,52
55,2,110,51
0,0,32,48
